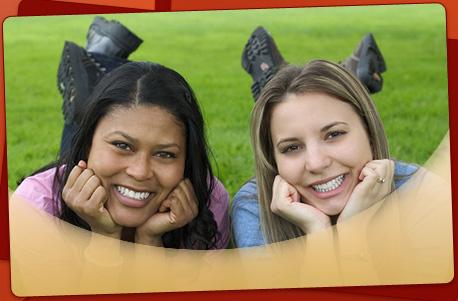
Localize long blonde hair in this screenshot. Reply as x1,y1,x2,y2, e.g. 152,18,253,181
251,59,391,244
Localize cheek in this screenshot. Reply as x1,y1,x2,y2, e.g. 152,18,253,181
155,161,185,189
354,139,373,162
86,146,120,179
340,144,372,174
275,156,303,184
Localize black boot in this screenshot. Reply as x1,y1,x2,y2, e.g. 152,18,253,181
340,33,386,94
57,41,106,125
57,17,143,125
241,26,287,101
85,16,143,59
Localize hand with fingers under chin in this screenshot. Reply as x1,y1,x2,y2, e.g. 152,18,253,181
338,159,395,223
62,160,123,239
135,178,199,246
271,175,332,235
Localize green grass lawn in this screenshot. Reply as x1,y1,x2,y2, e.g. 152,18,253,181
4,4,449,202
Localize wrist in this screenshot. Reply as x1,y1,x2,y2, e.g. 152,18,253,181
86,232,123,266
92,227,122,240
300,218,332,234
135,231,164,247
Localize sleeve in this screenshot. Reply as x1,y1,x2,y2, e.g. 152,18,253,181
230,179,265,248
13,168,61,217
208,177,231,249
394,161,420,189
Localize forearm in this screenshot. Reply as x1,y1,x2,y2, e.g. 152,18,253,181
135,233,164,247
79,232,124,293
334,200,384,285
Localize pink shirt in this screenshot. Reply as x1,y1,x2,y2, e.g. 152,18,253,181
14,167,230,249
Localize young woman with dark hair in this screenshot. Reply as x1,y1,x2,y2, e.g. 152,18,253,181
11,61,230,250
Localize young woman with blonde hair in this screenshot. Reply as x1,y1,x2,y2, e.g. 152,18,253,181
232,59,419,247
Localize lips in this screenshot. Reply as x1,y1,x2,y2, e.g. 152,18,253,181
311,175,345,193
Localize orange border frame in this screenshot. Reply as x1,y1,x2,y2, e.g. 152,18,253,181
1,1,456,300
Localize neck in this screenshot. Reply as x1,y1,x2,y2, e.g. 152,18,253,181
330,214,339,225
121,227,136,243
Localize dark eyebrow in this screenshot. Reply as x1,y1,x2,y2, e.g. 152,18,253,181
276,137,299,148
110,131,138,143
156,143,182,150
109,131,182,149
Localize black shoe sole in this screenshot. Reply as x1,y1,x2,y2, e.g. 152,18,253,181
57,41,105,124
357,33,386,94
242,26,281,101
250,67,277,101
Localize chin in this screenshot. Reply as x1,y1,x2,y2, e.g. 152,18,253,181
318,204,346,216
111,213,148,228
114,219,140,228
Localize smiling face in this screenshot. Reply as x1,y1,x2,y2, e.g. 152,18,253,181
87,105,186,227
270,92,373,216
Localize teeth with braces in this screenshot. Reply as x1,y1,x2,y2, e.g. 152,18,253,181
312,175,344,192
117,185,150,200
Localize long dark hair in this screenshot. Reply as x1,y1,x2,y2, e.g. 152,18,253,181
50,61,218,249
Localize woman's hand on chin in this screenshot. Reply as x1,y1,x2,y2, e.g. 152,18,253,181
271,175,331,235
62,160,122,239
135,178,199,246
338,159,394,223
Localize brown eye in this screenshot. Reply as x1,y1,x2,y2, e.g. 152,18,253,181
112,141,132,151
326,131,345,140
155,152,176,159
281,144,301,154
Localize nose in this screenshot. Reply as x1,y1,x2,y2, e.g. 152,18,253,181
304,144,331,174
125,153,154,181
